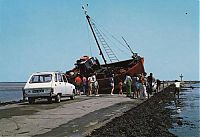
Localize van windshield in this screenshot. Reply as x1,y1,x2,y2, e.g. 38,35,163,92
29,74,52,83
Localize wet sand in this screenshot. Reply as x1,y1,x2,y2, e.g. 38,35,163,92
86,85,177,137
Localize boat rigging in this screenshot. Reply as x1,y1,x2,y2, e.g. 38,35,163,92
66,6,146,93
82,5,119,66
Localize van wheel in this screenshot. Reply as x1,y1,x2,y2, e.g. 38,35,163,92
55,94,61,103
28,97,35,104
47,97,52,104
73,89,77,95
70,93,75,100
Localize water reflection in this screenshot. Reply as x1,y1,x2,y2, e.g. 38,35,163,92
168,83,200,137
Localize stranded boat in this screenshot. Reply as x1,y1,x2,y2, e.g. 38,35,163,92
66,8,145,93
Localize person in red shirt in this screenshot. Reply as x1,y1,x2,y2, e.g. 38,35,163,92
75,74,82,95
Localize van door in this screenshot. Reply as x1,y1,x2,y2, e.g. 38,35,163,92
54,73,65,95
54,73,61,94
62,74,72,95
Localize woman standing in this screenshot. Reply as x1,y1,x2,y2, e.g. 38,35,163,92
124,74,132,97
109,74,115,95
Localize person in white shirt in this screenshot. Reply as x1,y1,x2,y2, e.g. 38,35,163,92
109,74,115,95
88,73,99,96
174,80,181,98
88,75,93,96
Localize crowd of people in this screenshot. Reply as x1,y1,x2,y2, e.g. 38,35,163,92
72,72,161,99
123,73,160,99
74,73,99,96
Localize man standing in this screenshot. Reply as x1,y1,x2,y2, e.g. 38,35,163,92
82,76,87,95
174,80,181,98
88,73,99,96
147,73,155,97
87,75,93,96
75,74,82,95
156,79,161,93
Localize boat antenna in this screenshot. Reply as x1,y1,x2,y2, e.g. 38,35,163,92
122,37,135,55
82,4,88,15
82,5,108,66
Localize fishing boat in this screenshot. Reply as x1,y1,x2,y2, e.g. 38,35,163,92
66,7,145,93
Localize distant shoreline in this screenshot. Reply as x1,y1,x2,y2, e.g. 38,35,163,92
0,82,25,93
0,82,26,83
0,81,199,83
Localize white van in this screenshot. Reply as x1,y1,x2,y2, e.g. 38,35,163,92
24,71,76,104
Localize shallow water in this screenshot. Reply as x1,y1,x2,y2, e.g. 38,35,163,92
169,83,200,137
0,82,25,102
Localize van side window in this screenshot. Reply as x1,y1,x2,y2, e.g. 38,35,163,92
58,74,63,82
62,75,68,82
55,74,58,82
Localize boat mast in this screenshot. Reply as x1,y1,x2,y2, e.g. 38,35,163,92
122,37,134,55
82,6,108,66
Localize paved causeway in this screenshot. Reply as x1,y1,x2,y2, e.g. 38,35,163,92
0,95,144,137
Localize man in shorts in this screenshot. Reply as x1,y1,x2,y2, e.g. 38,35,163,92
75,74,82,95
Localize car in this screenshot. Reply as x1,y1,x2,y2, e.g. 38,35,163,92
24,71,76,104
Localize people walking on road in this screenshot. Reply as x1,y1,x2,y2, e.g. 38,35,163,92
75,73,82,95
82,76,87,95
124,74,132,97
109,74,115,95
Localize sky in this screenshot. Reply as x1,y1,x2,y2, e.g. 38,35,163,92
0,0,199,82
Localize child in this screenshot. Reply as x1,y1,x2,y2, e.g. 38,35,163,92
118,80,123,95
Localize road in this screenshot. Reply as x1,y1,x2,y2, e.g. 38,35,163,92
0,95,144,137
0,82,170,137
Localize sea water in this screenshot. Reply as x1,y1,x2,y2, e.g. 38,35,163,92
0,82,25,102
169,83,200,137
